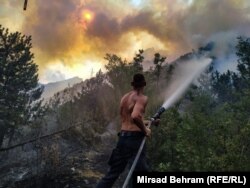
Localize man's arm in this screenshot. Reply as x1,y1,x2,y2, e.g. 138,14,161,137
131,97,151,136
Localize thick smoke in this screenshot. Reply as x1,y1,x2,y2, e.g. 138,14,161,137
2,0,250,81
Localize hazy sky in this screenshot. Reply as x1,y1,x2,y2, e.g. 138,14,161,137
1,0,250,83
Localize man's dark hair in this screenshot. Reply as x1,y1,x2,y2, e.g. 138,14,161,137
131,73,146,88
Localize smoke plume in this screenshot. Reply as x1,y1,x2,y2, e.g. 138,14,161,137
2,0,250,82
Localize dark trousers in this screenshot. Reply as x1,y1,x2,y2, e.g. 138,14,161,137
96,132,149,188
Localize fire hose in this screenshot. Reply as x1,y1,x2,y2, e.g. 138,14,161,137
122,107,166,188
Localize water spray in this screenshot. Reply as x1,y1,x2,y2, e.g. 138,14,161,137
122,58,212,188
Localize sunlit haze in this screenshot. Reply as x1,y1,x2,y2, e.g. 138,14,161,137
1,0,250,83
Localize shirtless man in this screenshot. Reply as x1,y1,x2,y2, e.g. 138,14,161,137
120,74,151,135
96,73,151,188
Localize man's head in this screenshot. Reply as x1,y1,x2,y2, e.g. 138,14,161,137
131,73,146,89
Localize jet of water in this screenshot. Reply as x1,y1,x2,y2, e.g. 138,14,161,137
152,57,212,120
162,57,212,109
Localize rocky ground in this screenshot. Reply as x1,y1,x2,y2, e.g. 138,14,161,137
9,149,108,188
0,128,128,188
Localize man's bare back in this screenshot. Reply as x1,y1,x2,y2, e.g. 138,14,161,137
120,90,150,136
96,73,151,188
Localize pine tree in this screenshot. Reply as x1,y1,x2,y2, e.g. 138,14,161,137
153,52,166,87
236,37,250,86
133,49,144,71
0,25,43,147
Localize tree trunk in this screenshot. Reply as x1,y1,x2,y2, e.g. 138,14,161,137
0,127,7,148
7,128,15,147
